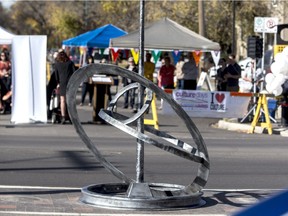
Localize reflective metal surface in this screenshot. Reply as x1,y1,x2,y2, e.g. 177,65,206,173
66,63,210,209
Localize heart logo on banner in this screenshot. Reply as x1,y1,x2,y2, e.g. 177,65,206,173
215,93,225,103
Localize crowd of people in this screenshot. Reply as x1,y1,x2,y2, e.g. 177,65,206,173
114,51,202,110
114,51,246,111
2,46,244,123
117,51,201,92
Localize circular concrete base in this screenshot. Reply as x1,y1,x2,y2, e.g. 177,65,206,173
80,183,205,210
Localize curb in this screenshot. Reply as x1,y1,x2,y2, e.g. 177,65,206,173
216,119,288,136
280,130,288,137
217,120,263,134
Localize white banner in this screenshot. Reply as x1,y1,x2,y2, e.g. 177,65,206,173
11,36,47,124
163,90,250,118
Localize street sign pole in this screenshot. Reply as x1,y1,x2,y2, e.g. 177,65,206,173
261,32,265,90
254,17,278,91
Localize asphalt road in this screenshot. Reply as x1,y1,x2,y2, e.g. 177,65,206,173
0,106,287,191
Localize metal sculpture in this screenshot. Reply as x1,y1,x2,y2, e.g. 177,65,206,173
66,63,210,210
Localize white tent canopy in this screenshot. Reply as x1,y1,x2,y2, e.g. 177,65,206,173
0,26,47,124
110,17,220,51
0,26,15,44
11,36,47,124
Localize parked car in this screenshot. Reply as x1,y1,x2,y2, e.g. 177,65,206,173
256,49,273,73
239,50,273,74
208,65,220,78
238,57,253,74
238,50,273,92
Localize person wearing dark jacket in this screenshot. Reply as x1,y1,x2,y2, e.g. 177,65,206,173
225,54,241,92
54,51,75,124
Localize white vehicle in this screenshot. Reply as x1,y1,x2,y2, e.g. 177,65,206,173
208,66,220,78
238,57,253,75
239,50,273,75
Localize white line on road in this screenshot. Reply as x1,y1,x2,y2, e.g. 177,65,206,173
0,185,80,190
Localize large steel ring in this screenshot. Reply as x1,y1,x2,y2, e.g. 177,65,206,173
66,63,210,198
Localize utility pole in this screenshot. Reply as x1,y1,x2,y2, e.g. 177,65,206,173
198,0,205,72
198,0,206,37
84,0,88,31
232,0,236,54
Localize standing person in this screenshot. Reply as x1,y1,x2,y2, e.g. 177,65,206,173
158,56,175,109
144,52,155,82
100,58,112,101
216,58,228,91
182,52,198,90
125,57,138,110
54,51,76,124
0,51,12,113
239,61,254,93
80,55,94,106
46,51,59,119
116,52,128,69
225,54,241,92
174,54,185,89
116,52,130,109
158,56,175,89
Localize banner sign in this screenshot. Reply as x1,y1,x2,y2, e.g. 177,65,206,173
172,90,228,112
162,90,250,118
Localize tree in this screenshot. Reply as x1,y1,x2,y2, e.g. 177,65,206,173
0,3,13,31
8,1,104,48
4,0,272,55
46,2,82,47
205,1,270,55
10,1,50,35
100,1,140,32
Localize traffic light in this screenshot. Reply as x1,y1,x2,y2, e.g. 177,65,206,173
247,36,257,58
255,37,263,58
247,36,263,59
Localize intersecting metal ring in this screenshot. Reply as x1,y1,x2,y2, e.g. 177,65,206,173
66,63,210,209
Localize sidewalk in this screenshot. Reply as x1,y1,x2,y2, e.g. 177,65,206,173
0,185,281,216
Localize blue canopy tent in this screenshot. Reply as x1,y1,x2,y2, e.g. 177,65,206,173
63,24,127,47
62,24,127,65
